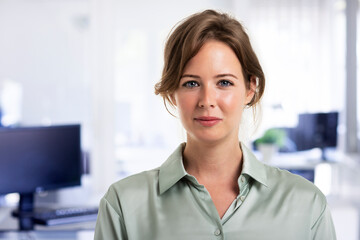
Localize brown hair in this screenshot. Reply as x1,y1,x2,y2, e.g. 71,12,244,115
154,9,265,112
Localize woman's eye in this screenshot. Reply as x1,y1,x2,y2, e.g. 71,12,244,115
218,80,233,87
182,81,199,88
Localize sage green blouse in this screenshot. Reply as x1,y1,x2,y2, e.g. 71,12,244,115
94,143,336,240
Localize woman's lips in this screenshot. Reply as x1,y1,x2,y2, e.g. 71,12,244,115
194,116,222,127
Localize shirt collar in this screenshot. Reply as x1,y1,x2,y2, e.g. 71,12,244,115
159,143,188,195
240,142,268,188
159,142,268,195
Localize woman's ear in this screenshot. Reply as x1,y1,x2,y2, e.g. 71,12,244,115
246,76,257,105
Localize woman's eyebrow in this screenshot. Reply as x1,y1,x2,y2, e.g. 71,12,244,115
216,73,238,79
181,74,238,79
181,74,200,79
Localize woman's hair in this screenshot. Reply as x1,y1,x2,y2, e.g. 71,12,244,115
154,9,265,112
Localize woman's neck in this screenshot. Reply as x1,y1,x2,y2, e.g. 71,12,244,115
183,137,243,182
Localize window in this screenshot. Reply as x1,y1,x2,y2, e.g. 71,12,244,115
234,0,345,135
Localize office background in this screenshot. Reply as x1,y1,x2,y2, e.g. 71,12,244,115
0,0,359,239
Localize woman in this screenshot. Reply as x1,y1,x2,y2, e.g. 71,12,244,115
94,10,336,240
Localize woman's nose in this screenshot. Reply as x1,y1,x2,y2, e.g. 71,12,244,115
198,85,216,108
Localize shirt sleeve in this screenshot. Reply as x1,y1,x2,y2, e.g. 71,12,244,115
94,197,128,240
311,204,337,240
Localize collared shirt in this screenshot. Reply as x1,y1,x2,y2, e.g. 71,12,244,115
94,143,336,240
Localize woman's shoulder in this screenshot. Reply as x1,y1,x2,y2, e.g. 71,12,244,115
264,164,327,204
107,168,160,195
102,168,160,209
263,164,330,226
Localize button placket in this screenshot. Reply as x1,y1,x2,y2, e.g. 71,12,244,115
235,175,250,208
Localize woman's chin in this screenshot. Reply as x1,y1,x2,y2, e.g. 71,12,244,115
187,132,229,144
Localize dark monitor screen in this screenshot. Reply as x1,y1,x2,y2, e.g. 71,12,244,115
0,124,81,195
296,112,338,151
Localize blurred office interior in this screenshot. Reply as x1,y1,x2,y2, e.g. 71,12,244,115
0,0,359,239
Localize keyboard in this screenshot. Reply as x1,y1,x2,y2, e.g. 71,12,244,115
31,207,98,226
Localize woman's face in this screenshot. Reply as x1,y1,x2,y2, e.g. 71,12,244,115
172,40,255,144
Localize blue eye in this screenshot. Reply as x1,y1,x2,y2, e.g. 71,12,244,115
218,80,233,87
182,81,199,88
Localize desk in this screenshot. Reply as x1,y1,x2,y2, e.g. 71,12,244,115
0,206,96,239
0,207,96,231
0,230,94,240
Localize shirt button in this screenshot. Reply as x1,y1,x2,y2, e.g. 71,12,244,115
214,229,221,236
241,176,245,183
240,196,245,201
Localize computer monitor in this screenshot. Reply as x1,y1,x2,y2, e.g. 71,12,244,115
0,124,81,230
296,112,338,159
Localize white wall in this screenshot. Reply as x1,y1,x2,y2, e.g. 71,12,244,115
0,0,92,146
